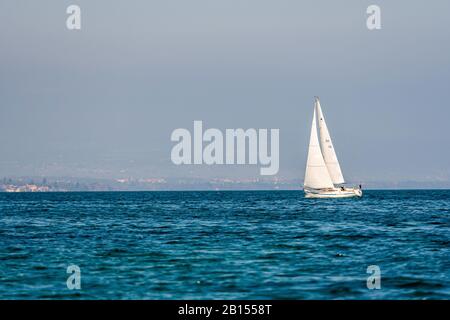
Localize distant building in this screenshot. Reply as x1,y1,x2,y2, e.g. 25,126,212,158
2,184,50,192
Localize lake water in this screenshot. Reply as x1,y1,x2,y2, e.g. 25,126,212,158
0,190,448,299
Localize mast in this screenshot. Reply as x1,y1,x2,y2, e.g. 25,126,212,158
304,106,334,189
315,97,345,185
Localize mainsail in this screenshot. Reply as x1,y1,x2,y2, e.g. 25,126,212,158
304,108,335,189
315,98,345,185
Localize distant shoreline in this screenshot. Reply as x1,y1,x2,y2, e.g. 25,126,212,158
1,188,450,193
2,177,450,193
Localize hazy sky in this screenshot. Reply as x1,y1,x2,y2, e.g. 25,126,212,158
1,1,449,183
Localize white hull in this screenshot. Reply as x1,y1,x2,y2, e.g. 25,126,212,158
304,187,362,198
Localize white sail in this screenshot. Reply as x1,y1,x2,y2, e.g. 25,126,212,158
315,98,345,185
304,108,335,189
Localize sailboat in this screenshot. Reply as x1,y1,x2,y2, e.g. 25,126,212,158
303,97,362,198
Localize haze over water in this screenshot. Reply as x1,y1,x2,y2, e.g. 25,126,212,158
1,1,450,186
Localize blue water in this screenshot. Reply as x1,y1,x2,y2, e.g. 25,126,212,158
0,190,449,299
